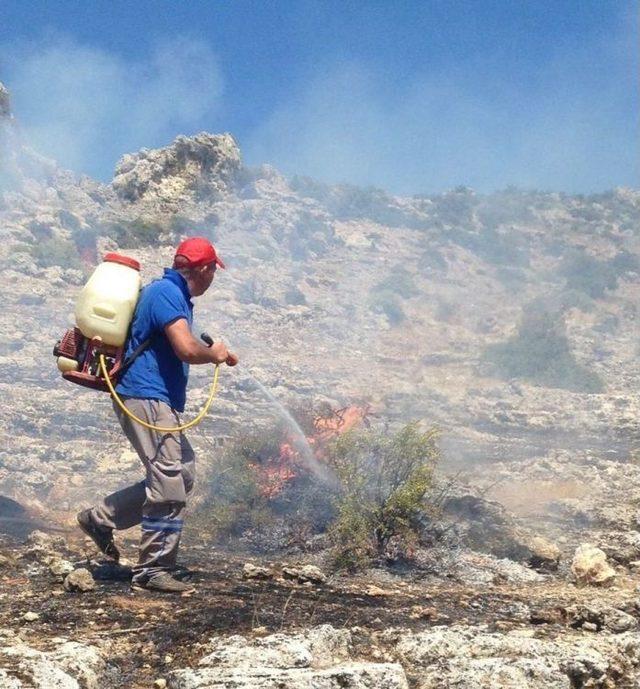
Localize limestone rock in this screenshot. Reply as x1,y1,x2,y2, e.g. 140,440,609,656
169,625,407,689
49,558,75,581
63,567,96,592
527,536,561,571
0,82,11,119
22,530,67,562
282,564,327,585
0,638,110,689
169,663,408,689
382,626,640,689
571,544,616,586
242,562,273,580
112,133,242,206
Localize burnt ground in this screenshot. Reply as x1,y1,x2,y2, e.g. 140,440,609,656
2,524,640,688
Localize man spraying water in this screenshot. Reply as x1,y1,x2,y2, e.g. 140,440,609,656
77,237,238,593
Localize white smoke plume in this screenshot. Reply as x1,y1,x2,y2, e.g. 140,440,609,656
245,11,637,195
1,34,223,179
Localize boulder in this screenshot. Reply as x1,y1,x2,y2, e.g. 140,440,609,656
282,564,328,585
526,536,561,571
571,544,616,586
63,567,96,593
242,562,273,580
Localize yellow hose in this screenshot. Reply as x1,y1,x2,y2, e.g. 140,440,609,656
99,353,220,433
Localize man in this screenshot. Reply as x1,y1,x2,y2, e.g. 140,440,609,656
77,237,238,593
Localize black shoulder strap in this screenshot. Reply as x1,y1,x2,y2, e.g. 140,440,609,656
118,336,152,377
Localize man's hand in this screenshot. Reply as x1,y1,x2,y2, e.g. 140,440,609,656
209,342,229,365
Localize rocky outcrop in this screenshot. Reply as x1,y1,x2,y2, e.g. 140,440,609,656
112,132,242,207
168,625,408,689
0,82,12,119
381,625,640,688
0,631,115,688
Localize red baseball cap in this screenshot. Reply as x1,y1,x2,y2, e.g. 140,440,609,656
174,237,226,269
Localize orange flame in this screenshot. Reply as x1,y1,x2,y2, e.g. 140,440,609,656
254,405,370,498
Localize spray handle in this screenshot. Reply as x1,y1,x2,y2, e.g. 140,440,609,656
200,332,214,348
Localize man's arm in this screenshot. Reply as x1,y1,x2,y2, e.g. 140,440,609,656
164,318,236,365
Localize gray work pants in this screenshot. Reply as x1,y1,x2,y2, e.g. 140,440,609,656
90,398,196,584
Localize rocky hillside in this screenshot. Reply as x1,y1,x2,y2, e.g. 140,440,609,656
1,80,639,513
3,79,640,688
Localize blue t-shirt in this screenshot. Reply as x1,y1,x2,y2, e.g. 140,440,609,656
116,268,193,412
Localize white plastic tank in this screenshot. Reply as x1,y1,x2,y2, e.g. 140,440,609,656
75,253,141,347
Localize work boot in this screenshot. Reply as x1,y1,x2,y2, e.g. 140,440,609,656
170,565,195,582
76,509,120,563
131,572,195,594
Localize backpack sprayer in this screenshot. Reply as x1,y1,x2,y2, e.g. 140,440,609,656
53,253,220,432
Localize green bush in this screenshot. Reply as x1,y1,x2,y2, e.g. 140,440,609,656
369,289,406,325
285,285,307,306
193,411,334,546
429,187,478,227
483,303,603,393
192,429,279,541
324,422,440,570
560,250,619,298
29,238,82,269
236,277,278,308
290,177,426,229
193,412,441,567
373,266,419,299
420,246,448,273
450,225,529,266
368,266,417,324
101,218,166,249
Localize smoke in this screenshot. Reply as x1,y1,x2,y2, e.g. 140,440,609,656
1,34,223,179
245,15,637,195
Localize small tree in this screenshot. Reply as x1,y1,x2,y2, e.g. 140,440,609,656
325,422,440,569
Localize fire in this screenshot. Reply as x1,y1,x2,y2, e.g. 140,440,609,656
254,406,370,498
312,405,370,444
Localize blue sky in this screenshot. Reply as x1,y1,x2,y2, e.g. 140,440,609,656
1,1,637,194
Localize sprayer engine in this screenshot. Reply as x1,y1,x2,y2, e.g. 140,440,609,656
53,252,142,392
53,328,122,391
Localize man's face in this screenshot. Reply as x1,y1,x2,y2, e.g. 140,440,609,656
192,262,216,296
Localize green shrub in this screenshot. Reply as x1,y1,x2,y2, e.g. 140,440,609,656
236,277,278,308
101,218,166,249
450,225,529,266
285,285,307,306
290,177,426,229
420,246,448,273
483,303,603,393
373,266,419,299
192,429,279,541
193,407,335,547
612,250,640,273
324,422,440,570
368,266,417,324
29,238,82,269
560,250,618,298
369,289,405,325
194,411,441,566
